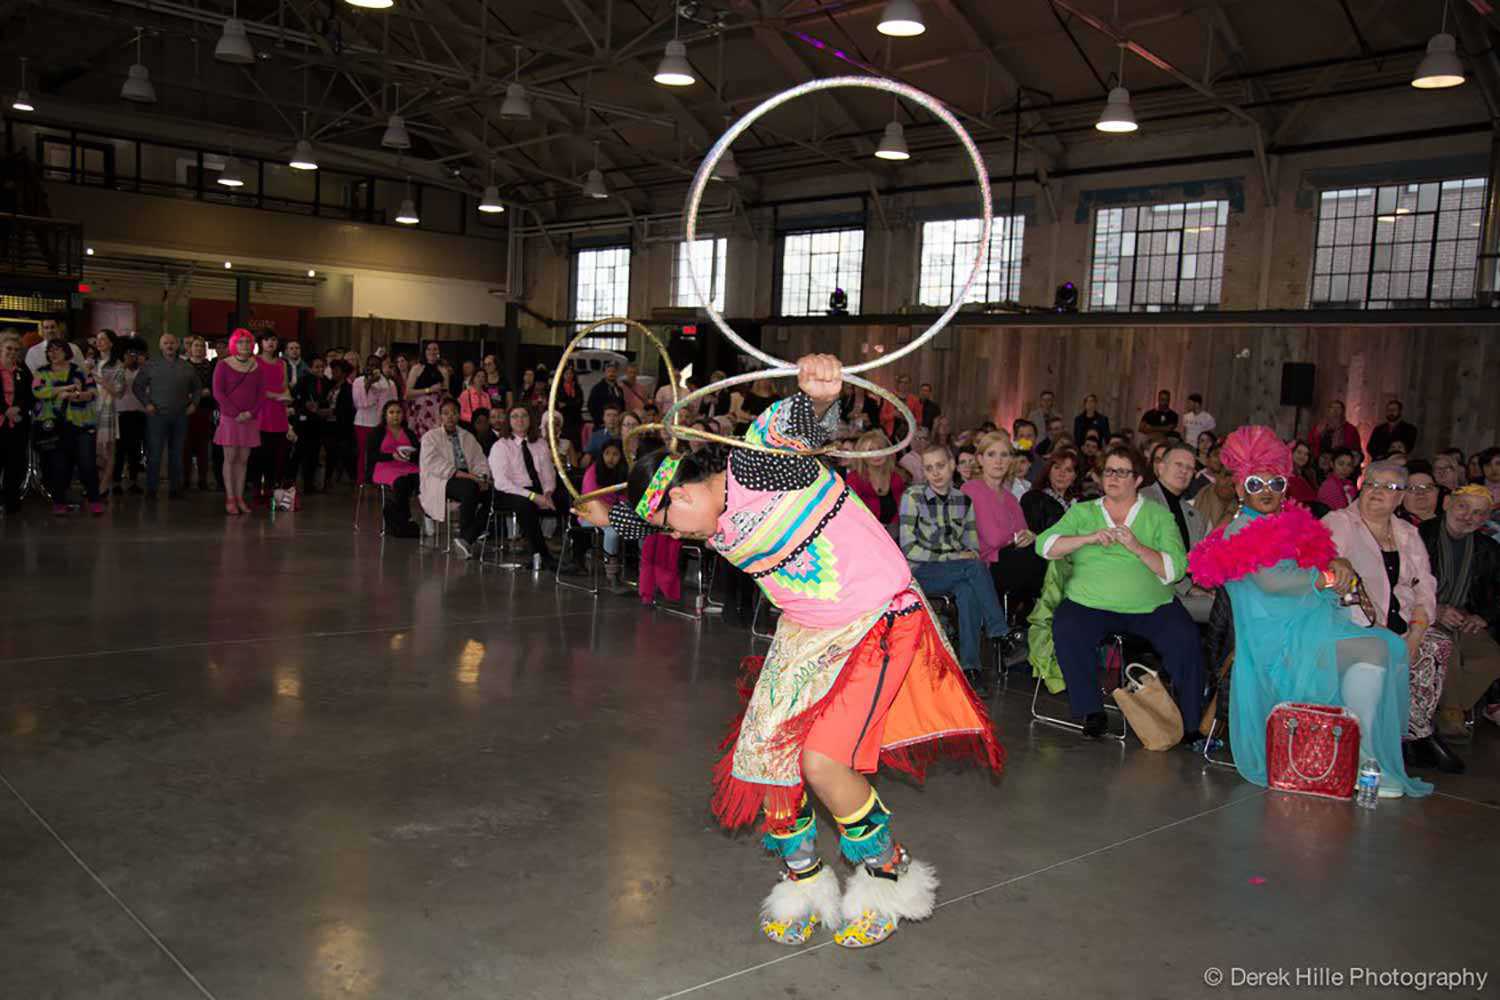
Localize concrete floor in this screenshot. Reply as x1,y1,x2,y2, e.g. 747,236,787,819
3,496,1498,1000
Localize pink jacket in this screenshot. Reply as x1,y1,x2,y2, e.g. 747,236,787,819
1307,420,1361,461
353,374,397,429
1317,474,1358,511
487,435,557,500
846,470,906,525
1322,505,1436,631
962,478,1029,563
418,425,488,522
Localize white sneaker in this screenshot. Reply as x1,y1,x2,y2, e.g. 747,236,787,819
1377,782,1405,799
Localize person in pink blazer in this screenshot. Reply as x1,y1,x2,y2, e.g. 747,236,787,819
1323,459,1458,773
419,398,491,559
844,429,906,531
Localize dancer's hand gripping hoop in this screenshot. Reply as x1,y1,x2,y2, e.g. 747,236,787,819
548,75,990,515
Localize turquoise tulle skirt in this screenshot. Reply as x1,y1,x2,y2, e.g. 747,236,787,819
1221,520,1431,797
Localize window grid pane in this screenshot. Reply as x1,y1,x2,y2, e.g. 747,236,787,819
917,215,1025,307
779,228,865,316
1087,199,1227,311
574,246,631,349
673,237,727,312
1309,177,1487,308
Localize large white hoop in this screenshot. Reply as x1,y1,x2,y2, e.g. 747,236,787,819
682,75,992,375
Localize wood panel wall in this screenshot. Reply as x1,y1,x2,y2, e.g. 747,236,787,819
313,317,484,359
762,323,1500,454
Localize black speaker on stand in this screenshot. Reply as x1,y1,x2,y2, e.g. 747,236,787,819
1280,362,1316,441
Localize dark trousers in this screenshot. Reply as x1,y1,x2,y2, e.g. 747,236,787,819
0,425,28,511
444,477,492,544
42,424,100,504
115,411,145,484
383,474,419,530
185,409,214,487
491,490,547,555
1052,598,1205,722
144,412,188,493
251,431,288,492
295,423,323,491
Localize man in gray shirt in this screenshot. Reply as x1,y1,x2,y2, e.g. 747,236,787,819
132,332,202,499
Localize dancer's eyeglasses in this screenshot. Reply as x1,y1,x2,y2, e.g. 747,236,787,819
1242,476,1287,495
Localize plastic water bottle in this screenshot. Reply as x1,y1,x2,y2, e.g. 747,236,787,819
532,553,541,572
1355,757,1381,809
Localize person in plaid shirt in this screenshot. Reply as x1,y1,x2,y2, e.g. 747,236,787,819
899,442,1008,692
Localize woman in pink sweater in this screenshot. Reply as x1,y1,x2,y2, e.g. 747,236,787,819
961,431,1034,606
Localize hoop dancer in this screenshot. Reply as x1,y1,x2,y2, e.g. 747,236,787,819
578,355,1003,948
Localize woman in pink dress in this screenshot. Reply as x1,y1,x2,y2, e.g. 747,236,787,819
253,331,293,496
212,329,266,515
367,399,420,537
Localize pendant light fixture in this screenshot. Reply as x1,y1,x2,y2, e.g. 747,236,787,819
121,28,157,103
344,0,394,9
712,147,740,180
214,1,256,65
289,139,318,171
1413,1,1465,89
582,141,608,199
654,5,695,86
875,120,910,159
395,187,420,225
501,45,532,120
12,57,34,112
877,0,925,37
1095,11,1138,133
382,83,411,149
217,156,246,188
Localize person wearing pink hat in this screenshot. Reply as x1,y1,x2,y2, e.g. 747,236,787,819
1189,426,1431,798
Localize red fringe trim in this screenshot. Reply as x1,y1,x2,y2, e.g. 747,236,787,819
708,608,1006,831
1187,503,1337,589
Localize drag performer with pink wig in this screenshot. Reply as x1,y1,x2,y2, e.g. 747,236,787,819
1188,426,1430,797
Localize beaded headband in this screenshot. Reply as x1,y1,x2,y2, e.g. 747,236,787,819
635,454,683,521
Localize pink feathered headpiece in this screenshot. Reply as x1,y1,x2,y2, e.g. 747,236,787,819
1220,425,1292,479
227,327,256,356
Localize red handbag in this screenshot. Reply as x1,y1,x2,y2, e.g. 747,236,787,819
1265,702,1360,800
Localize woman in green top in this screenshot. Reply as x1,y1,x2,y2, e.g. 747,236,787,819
33,339,103,514
1035,445,1204,738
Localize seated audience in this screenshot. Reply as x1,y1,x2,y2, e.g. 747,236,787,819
1188,427,1430,797
1317,447,1360,510
1432,448,1465,492
963,431,1036,608
579,440,630,591
1324,460,1457,773
1421,485,1500,745
897,426,930,485
420,398,492,560
1141,442,1213,622
586,404,623,460
954,443,978,485
1397,460,1441,526
845,429,906,530
33,339,103,514
898,442,1008,694
1287,440,1320,505
471,409,497,454
1367,399,1418,460
366,400,420,537
488,405,559,570
0,333,34,514
1192,450,1239,531
1035,445,1202,739
481,354,512,412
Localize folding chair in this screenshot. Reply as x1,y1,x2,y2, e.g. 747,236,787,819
751,590,779,641
556,526,602,595
352,482,389,533
478,506,524,570
656,541,719,622
1030,633,1133,743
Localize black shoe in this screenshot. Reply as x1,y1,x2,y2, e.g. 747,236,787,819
1081,712,1108,739
1404,734,1465,774
963,668,993,699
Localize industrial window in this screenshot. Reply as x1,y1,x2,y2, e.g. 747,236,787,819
779,228,864,316
673,237,727,312
1310,178,1486,308
573,246,631,350
917,216,1025,307
1088,200,1228,311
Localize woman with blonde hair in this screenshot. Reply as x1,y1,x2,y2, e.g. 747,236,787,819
845,429,906,530
963,431,1035,602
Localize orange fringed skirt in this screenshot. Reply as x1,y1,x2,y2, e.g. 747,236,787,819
711,598,1005,831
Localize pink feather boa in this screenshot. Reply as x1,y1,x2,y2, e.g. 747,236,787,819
1188,504,1338,589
